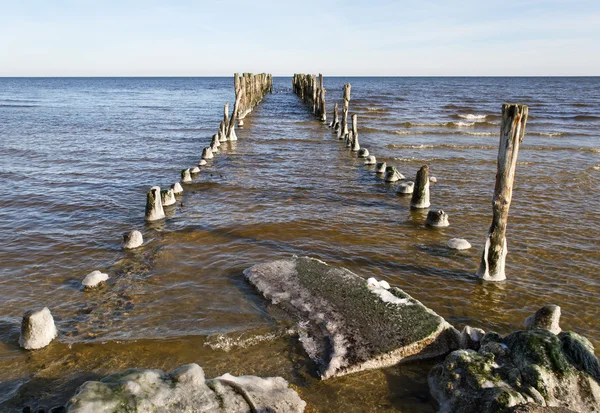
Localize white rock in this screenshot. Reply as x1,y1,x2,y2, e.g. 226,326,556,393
19,307,58,350
375,162,387,174
398,181,414,194
198,159,207,166
66,363,306,413
82,270,109,289
181,169,192,183
171,182,183,194
238,119,244,127
145,186,165,222
357,148,369,158
202,147,214,160
191,167,200,174
364,155,376,165
430,176,438,183
447,238,471,250
122,230,143,250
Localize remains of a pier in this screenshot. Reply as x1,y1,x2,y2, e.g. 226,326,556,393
292,73,326,121
227,73,272,139
477,104,528,282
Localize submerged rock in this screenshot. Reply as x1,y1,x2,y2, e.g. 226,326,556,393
364,155,376,165
244,256,459,379
398,181,415,194
66,363,306,413
524,305,561,335
375,161,387,174
19,307,57,350
428,324,600,413
82,270,109,289
426,210,449,227
447,238,471,250
122,230,143,250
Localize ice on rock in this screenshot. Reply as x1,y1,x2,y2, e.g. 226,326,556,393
244,256,459,379
66,363,306,413
82,270,109,289
19,307,58,350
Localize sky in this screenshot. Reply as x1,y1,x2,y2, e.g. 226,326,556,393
0,0,599,76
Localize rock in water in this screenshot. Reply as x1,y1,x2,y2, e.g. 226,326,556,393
426,210,449,227
122,230,143,249
244,256,459,379
364,155,376,165
447,238,471,250
428,328,600,413
82,270,109,289
375,161,387,174
161,188,176,206
524,305,561,334
384,166,405,182
191,166,201,174
202,147,214,160
181,169,192,183
66,363,306,413
145,186,165,222
398,181,414,194
171,182,183,194
198,159,207,166
19,307,57,350
357,148,369,158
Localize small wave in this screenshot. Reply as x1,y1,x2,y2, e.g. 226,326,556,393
366,107,387,112
388,143,496,151
0,104,37,108
573,115,600,121
392,130,494,137
398,121,475,128
457,114,487,120
528,132,566,137
591,165,600,171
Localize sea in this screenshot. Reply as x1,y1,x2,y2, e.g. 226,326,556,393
0,77,598,412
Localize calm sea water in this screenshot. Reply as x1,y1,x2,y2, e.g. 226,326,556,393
0,77,598,411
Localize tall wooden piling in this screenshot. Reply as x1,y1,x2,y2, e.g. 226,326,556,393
351,114,360,151
341,84,351,139
477,104,528,282
331,102,339,130
292,73,327,121
411,165,430,209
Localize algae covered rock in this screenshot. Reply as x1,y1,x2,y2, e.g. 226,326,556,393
67,363,306,413
244,256,459,380
428,328,600,413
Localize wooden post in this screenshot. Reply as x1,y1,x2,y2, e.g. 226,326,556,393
223,103,229,127
411,165,430,209
477,104,528,282
319,73,326,122
351,114,360,151
341,84,351,139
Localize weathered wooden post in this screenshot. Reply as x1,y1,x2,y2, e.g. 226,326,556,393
227,75,242,141
145,186,165,221
223,103,229,128
340,84,351,139
477,104,528,282
411,165,430,209
318,74,326,121
330,103,339,130
351,114,360,151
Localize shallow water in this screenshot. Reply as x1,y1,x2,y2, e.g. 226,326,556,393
0,77,598,411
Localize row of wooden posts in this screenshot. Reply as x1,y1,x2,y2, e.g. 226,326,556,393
144,73,272,222
293,74,529,282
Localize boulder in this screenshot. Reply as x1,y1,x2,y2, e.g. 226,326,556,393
447,238,471,250
428,327,600,413
122,230,143,250
524,305,561,335
398,181,414,194
426,210,449,227
161,189,176,206
19,307,58,350
66,363,306,413
244,256,459,379
82,270,109,289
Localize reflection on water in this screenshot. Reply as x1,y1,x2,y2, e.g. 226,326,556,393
0,77,598,411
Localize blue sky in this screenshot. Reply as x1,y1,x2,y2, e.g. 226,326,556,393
1,0,598,76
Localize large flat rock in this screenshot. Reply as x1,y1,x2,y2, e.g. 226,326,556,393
244,256,459,379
